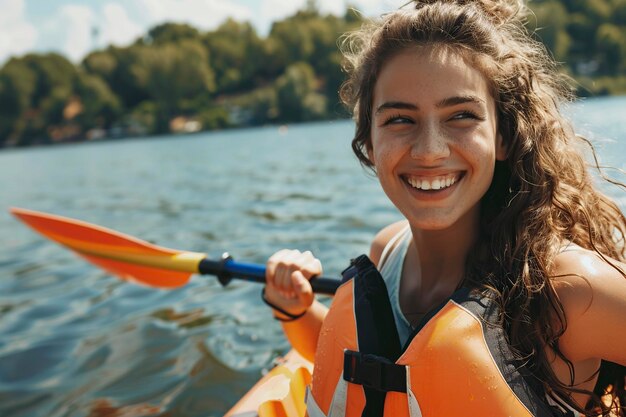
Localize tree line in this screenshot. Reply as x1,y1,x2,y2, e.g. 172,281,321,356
0,0,625,147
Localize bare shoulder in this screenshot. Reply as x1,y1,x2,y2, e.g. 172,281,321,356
551,246,626,366
369,220,409,267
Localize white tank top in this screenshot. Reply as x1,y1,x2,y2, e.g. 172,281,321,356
378,225,413,347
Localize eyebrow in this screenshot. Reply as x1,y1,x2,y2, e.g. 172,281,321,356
374,101,417,114
375,95,485,114
437,95,485,108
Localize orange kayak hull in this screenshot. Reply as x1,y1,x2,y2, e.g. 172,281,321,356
224,350,313,417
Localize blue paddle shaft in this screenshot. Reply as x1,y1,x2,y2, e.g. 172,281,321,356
198,257,339,295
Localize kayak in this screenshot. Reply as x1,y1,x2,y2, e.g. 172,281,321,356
224,349,313,417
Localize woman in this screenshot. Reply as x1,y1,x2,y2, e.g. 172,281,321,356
263,1,626,415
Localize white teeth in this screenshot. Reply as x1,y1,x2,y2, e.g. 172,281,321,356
406,174,459,191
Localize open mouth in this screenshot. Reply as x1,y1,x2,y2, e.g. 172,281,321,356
403,172,464,192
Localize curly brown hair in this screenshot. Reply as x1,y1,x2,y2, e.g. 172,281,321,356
339,1,626,415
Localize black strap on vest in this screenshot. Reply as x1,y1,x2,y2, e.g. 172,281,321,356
341,255,402,417
343,350,407,393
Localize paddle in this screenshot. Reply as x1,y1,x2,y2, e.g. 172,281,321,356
10,207,339,294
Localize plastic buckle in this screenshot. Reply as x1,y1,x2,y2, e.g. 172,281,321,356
344,350,382,390
359,354,384,389
343,350,407,393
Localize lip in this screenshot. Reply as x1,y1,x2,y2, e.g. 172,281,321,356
401,171,465,201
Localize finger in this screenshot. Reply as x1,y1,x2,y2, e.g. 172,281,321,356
279,249,306,287
268,249,315,298
275,261,295,295
266,249,291,284
301,258,323,279
293,251,322,279
267,249,299,289
293,270,314,308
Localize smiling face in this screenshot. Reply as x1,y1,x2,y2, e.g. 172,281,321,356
369,47,506,231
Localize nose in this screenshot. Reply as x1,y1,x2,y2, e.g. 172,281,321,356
410,121,450,162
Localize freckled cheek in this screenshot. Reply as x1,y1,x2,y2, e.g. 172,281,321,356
455,136,497,161
371,132,411,158
371,145,403,173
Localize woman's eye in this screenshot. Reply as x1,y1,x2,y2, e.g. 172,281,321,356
451,111,484,121
382,115,413,126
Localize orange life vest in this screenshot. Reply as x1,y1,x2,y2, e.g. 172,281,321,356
306,255,568,417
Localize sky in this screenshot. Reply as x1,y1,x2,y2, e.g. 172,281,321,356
0,0,407,66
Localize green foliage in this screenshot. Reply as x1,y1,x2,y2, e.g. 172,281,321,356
129,101,158,134
203,19,267,93
74,72,121,129
204,19,266,93
82,50,117,81
130,40,215,132
146,23,201,45
40,87,70,125
266,9,358,79
530,0,626,87
614,0,626,25
0,59,36,113
596,23,626,73
583,0,612,21
229,86,279,125
276,62,327,122
198,106,230,130
83,47,151,110
269,17,316,69
132,40,215,103
576,74,626,96
566,13,596,58
531,1,571,61
22,53,76,109
0,54,77,145
0,64,35,145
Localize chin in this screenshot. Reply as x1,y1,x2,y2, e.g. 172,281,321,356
405,216,457,231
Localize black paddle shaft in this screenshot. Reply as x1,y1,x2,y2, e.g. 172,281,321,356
198,254,340,295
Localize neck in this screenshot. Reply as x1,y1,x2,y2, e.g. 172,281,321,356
409,209,480,292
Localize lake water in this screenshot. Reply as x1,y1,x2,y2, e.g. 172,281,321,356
1,96,625,417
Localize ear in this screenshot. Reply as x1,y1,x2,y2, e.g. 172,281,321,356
495,133,507,161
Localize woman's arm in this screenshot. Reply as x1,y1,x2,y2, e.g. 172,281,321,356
274,299,327,362
264,249,327,362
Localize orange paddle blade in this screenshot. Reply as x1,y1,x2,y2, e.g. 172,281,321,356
77,253,191,288
10,207,206,288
